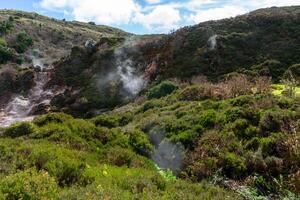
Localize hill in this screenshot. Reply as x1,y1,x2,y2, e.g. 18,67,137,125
0,6,299,200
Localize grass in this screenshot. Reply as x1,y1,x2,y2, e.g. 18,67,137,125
271,84,300,96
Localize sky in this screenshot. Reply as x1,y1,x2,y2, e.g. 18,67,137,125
0,0,299,34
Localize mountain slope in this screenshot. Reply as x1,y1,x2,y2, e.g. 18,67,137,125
0,6,299,200
144,6,300,81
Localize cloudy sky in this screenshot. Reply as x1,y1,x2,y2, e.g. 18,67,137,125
1,0,299,34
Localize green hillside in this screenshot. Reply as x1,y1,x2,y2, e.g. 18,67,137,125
0,6,299,200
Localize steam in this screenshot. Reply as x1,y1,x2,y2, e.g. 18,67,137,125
116,57,145,96
96,37,146,99
29,50,46,70
208,34,218,50
0,51,54,127
149,126,184,174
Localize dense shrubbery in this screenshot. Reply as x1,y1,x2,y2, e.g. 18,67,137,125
0,17,14,35
147,81,178,99
0,43,16,64
0,169,58,200
11,31,33,53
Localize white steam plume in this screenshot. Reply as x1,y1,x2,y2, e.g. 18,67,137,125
208,34,218,50
149,126,184,174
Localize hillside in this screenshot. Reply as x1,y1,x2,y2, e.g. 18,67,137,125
0,6,299,200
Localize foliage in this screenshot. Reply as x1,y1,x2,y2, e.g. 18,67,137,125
0,169,58,200
0,18,14,35
147,81,178,99
0,45,16,64
12,31,33,53
3,122,36,138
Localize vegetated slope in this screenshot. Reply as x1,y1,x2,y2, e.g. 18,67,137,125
0,9,128,63
0,6,299,200
0,9,130,109
44,6,300,118
0,113,240,200
143,6,300,81
0,79,299,199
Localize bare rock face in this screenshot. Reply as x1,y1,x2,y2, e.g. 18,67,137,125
16,70,35,93
84,39,97,53
28,102,50,115
0,66,35,106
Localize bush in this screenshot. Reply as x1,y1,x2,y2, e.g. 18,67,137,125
178,84,225,101
104,147,154,169
197,110,217,128
222,152,247,178
92,113,132,128
0,169,58,200
0,45,16,63
0,19,14,34
147,81,178,99
30,150,94,187
3,122,36,138
285,64,300,84
129,129,153,156
0,38,7,46
12,31,33,53
33,113,73,126
170,127,203,149
259,110,294,133
224,74,253,97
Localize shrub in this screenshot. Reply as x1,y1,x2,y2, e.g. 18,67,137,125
170,127,203,149
224,74,253,97
88,21,96,25
33,113,73,126
0,38,7,46
282,70,299,97
265,156,283,175
197,110,217,128
147,81,178,99
129,129,153,156
259,110,294,133
30,150,94,187
12,31,33,53
0,169,58,199
3,122,36,138
92,113,132,128
254,76,272,94
285,64,300,84
0,45,15,63
222,152,247,178
0,19,14,34
247,151,267,173
178,84,225,101
104,147,154,169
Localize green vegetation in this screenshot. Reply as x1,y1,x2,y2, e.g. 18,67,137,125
0,44,15,64
0,112,239,199
147,81,178,99
0,6,299,200
0,17,14,35
11,31,33,53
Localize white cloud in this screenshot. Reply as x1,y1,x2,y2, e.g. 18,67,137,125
40,0,140,25
134,5,181,30
188,5,248,23
240,0,300,8
145,0,163,4
38,0,300,33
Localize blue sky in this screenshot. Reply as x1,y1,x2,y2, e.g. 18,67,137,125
1,0,299,34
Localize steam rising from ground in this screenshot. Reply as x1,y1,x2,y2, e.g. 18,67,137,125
0,52,54,127
96,37,146,99
149,126,184,174
208,34,218,50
